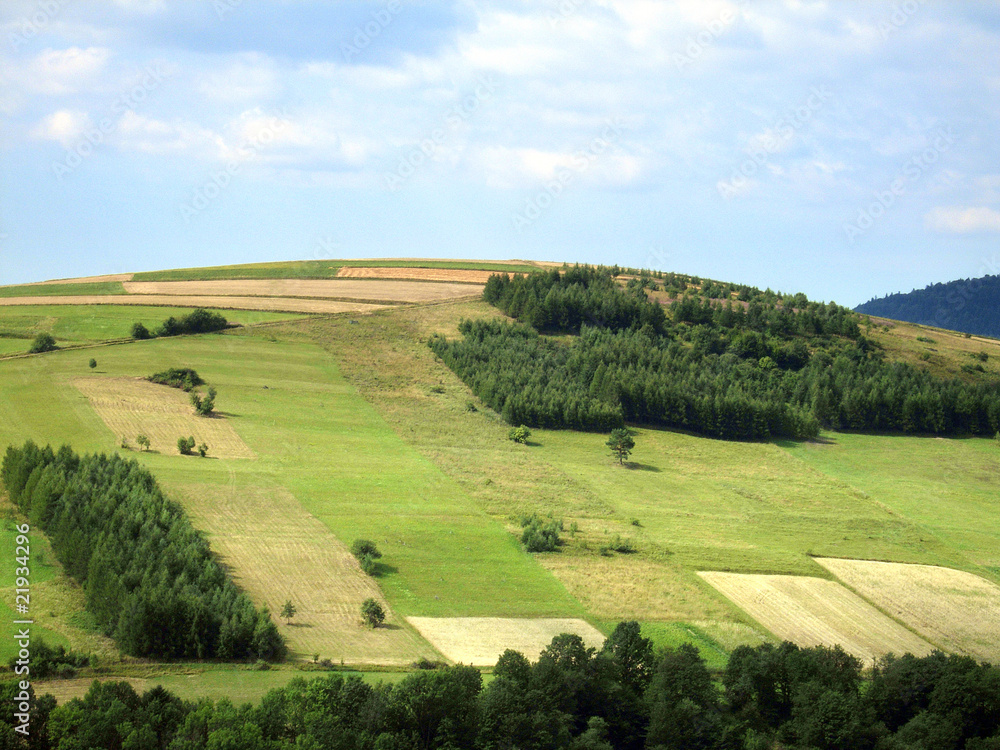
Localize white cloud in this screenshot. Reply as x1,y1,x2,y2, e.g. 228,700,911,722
116,111,223,155
196,55,281,103
925,206,1000,234
27,47,111,95
30,109,92,148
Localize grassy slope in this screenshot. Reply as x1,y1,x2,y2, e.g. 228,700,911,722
0,305,304,355
132,259,542,282
0,332,585,639
0,282,128,298
863,316,1000,383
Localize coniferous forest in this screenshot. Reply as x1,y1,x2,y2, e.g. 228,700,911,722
1,442,285,661
429,267,1000,440
3,626,999,749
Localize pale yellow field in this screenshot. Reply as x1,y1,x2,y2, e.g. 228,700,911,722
406,617,606,666
336,267,502,283
176,481,440,666
698,571,934,663
816,558,1000,662
74,377,255,458
0,295,388,314
122,279,484,302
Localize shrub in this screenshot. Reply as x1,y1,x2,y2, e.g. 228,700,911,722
465,400,478,412
177,436,196,455
361,598,385,628
191,387,217,416
136,435,150,452
351,539,382,576
149,368,204,391
88,358,97,369
520,514,562,552
29,333,57,353
130,322,152,340
508,425,531,444
197,442,209,458
606,534,637,554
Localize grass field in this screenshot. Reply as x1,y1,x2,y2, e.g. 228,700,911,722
698,572,934,663
131,259,541,282
0,305,303,354
0,282,127,298
816,558,1000,661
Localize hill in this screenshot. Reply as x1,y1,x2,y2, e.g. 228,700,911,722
855,274,1000,337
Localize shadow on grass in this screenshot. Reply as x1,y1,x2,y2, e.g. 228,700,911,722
624,462,661,472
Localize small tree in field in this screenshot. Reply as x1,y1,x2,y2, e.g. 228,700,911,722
361,598,385,628
351,539,382,576
29,333,57,353
177,436,195,455
136,434,150,452
508,425,531,444
280,600,296,624
197,442,209,458
607,428,635,465
130,322,151,340
88,358,97,370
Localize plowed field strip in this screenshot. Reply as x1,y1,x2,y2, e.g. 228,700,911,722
816,558,1000,662
698,571,934,663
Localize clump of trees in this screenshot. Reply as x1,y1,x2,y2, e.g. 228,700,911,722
520,513,563,552
130,308,228,340
360,598,385,628
351,539,382,576
1,441,284,661
6,638,89,679
177,436,196,455
29,333,57,353
8,625,1000,749
190,386,217,416
148,367,204,391
429,267,1000,440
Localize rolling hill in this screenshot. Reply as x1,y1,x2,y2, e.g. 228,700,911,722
855,274,1000,337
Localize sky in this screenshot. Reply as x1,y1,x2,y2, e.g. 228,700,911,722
1,1,999,307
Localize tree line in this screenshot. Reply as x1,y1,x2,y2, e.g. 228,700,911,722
431,268,1000,440
4,625,999,749
131,308,229,340
1,441,284,661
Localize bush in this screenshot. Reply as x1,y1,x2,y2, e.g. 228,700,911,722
149,368,204,391
29,333,57,353
520,514,562,552
88,358,97,369
351,539,382,576
197,442,209,458
361,598,385,628
130,322,152,340
177,436,196,455
508,425,531,444
605,534,637,554
155,309,228,338
136,435,150,452
191,387,217,416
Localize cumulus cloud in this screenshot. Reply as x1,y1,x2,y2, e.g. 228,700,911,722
924,206,1000,233
30,109,92,148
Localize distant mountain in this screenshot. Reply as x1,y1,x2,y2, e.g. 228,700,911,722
855,275,1000,337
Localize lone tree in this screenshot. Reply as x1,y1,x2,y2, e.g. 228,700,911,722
88,358,97,370
508,425,531,444
191,387,217,417
136,434,150,452
280,600,296,624
360,598,385,628
177,436,196,455
29,333,57,353
607,428,635,465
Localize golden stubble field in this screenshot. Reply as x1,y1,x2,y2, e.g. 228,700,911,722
698,571,935,663
0,296,388,315
73,377,255,459
406,617,606,666
817,558,1000,662
336,267,501,283
121,279,484,302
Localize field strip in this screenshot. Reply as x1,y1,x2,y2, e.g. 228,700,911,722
816,558,1000,662
335,267,507,283
12,273,135,286
698,571,934,663
0,295,389,314
177,481,439,666
73,377,255,459
122,279,485,302
406,617,606,665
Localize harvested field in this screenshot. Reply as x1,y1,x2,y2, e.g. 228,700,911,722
73,377,255,459
698,571,934,663
816,558,1000,662
336,266,506,283
122,279,484,302
176,482,438,665
0,295,388,314
405,617,606,666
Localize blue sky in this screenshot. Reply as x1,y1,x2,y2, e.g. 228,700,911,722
1,0,998,306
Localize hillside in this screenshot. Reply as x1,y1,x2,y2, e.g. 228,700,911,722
0,258,998,717
855,274,1000,337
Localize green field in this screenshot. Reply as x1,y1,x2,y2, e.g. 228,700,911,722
132,259,542,282
0,305,305,354
0,282,128,298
